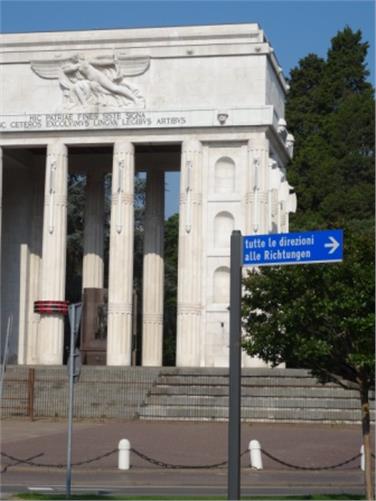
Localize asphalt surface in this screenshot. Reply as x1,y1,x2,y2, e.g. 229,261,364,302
1,419,374,499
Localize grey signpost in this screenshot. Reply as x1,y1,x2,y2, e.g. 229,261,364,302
66,303,82,499
227,230,242,501
227,228,343,500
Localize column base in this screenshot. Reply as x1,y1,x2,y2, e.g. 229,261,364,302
176,309,201,367
106,305,132,366
37,315,64,365
142,314,163,367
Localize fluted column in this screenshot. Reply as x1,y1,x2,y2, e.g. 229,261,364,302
26,163,44,364
82,169,104,289
269,189,279,233
245,134,270,235
243,134,270,369
268,158,280,233
142,168,164,366
37,143,68,365
176,139,202,367
107,141,134,366
278,179,290,233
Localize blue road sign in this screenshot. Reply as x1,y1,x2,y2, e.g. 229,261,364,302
243,229,343,267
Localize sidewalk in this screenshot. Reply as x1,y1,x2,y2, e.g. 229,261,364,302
1,419,373,497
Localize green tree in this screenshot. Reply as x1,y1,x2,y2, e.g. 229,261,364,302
163,212,179,366
286,27,374,230
66,174,85,302
132,174,146,365
243,26,375,499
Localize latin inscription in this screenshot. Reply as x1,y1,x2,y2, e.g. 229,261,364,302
0,111,190,132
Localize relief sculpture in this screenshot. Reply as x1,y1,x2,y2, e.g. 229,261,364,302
31,53,149,109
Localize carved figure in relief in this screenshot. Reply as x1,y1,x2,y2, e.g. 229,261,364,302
31,53,149,109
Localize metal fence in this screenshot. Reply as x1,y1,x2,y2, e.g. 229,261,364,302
1,366,159,419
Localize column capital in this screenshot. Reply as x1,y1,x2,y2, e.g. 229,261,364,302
114,141,134,156
47,142,68,157
182,138,202,153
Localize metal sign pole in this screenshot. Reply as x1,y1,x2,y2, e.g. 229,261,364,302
228,230,242,501
66,305,75,499
0,315,13,402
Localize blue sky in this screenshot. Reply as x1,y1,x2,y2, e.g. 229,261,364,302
1,0,374,216
1,1,374,80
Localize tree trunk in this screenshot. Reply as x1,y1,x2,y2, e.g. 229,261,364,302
360,381,374,500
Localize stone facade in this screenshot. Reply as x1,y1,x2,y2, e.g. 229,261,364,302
0,24,296,367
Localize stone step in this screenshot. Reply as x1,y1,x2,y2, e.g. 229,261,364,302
146,395,360,409
158,368,311,377
156,375,324,387
150,384,364,399
139,405,372,422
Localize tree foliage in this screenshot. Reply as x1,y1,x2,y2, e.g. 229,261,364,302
66,174,85,302
242,226,375,390
286,27,374,230
163,212,179,366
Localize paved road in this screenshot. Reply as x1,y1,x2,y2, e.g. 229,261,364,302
1,419,373,498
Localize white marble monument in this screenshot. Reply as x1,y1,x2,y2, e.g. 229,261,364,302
0,24,296,367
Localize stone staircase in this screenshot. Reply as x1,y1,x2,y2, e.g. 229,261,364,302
2,366,374,422
138,367,375,423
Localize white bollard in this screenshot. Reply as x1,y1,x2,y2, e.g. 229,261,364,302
118,439,131,470
249,440,263,470
360,445,365,471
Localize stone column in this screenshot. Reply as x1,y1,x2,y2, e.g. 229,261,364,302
26,161,44,364
107,142,134,366
17,243,29,365
245,134,270,235
142,168,165,366
279,179,290,233
243,134,270,368
268,158,280,233
176,139,202,367
82,169,104,289
37,143,68,365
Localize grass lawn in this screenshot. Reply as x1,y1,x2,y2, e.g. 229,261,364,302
15,493,365,500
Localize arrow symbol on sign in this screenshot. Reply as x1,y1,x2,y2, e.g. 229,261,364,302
324,236,340,254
